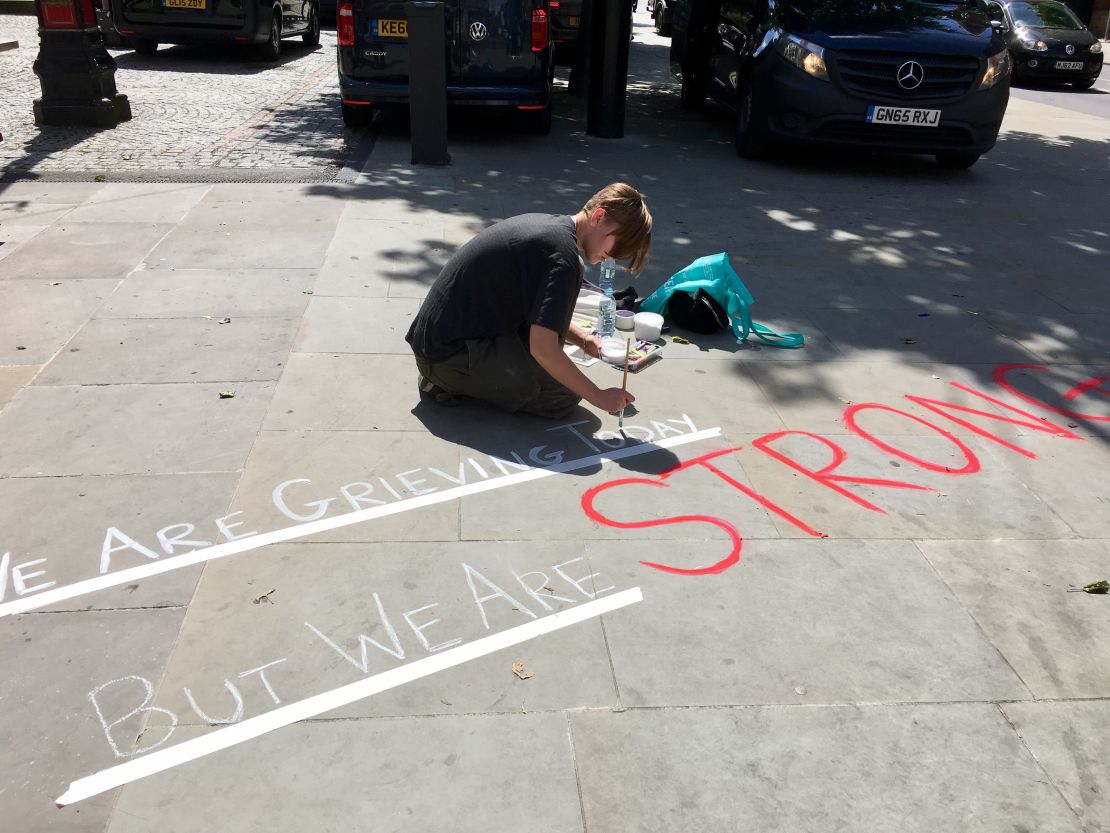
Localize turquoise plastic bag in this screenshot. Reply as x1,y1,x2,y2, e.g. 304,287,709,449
641,252,805,349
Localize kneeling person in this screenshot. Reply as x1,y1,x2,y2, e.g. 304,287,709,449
406,183,652,419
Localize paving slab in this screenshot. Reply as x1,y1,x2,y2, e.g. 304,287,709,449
917,539,1110,700
0,382,275,476
0,182,106,204
142,227,335,271
1001,701,1110,833
0,472,240,612
461,428,778,543
590,538,1026,707
0,363,35,408
63,184,211,225
980,311,1110,366
0,279,118,364
97,268,316,319
730,431,1077,541
0,200,75,227
148,541,620,721
569,704,1083,833
35,316,300,385
177,184,348,229
0,608,187,833
106,714,584,833
295,296,420,353
224,429,461,543
0,222,172,281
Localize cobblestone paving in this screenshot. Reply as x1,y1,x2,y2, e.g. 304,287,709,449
0,14,368,181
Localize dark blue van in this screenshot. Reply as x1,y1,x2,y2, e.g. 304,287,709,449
336,0,555,133
671,0,1012,168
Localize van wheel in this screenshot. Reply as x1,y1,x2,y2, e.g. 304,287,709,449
734,87,769,159
132,37,158,55
653,3,672,36
302,3,320,46
521,102,553,135
680,76,704,110
935,151,980,170
341,102,374,127
259,11,281,61
1072,78,1096,90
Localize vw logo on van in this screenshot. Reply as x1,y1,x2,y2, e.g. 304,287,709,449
1065,44,1075,54
896,60,925,90
469,21,488,41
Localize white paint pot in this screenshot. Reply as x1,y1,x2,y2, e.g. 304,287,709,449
615,309,636,331
634,312,664,341
600,338,628,364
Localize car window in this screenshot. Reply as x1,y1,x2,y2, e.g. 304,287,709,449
985,1,1005,21
1008,0,1084,28
720,0,760,30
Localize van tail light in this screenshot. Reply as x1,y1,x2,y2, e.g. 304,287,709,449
337,2,355,47
549,1,560,6
531,8,548,52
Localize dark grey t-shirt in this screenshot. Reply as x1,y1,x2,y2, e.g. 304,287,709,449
406,213,583,361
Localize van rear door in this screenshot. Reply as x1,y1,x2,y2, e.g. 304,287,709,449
118,0,246,28
455,0,544,86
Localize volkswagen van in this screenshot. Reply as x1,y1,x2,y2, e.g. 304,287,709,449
336,0,555,133
670,0,1012,168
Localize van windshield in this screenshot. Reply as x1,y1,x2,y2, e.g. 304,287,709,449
782,0,983,29
1009,1,1084,29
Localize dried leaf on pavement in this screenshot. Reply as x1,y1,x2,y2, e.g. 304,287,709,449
1068,579,1109,594
512,661,534,680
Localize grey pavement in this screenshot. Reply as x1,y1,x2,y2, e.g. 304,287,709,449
2,9,1110,833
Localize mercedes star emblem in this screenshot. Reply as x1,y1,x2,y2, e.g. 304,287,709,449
1065,44,1075,54
469,21,488,41
896,60,925,90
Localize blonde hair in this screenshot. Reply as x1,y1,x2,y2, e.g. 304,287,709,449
583,183,653,274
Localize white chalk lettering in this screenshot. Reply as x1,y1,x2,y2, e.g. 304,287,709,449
462,563,536,630
513,570,576,612
0,552,9,601
183,680,244,725
490,453,531,476
88,676,177,758
549,420,601,453
552,558,615,601
215,512,257,542
428,464,468,486
272,479,335,523
529,445,565,465
593,430,627,450
156,523,212,556
100,528,161,575
672,414,699,433
378,477,404,501
395,469,438,497
651,420,683,439
12,558,55,595
340,482,386,510
402,604,463,653
238,659,287,706
620,424,655,442
305,591,406,672
468,458,491,480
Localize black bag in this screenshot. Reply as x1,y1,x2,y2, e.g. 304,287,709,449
667,288,729,334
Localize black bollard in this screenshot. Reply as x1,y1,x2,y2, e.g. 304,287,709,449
406,1,451,165
585,0,630,137
32,0,131,128
568,0,593,96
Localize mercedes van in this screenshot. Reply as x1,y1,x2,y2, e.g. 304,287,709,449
670,0,1012,168
336,0,555,133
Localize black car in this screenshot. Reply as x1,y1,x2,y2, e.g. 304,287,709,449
109,0,320,59
986,0,1103,88
336,0,555,133
671,0,1013,168
550,0,583,54
648,0,674,35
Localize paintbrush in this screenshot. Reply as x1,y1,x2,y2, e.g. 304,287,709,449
618,337,630,430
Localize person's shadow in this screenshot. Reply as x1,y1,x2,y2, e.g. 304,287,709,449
412,398,683,476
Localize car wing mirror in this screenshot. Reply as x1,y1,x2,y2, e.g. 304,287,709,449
990,19,1008,31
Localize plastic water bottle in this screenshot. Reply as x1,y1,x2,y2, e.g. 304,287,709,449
597,257,617,338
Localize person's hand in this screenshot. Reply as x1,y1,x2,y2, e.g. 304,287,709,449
592,387,635,413
581,334,603,359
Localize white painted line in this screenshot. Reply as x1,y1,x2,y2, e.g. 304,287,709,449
57,586,644,806
2,429,718,618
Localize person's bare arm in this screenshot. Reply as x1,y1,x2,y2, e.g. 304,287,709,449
566,322,602,358
530,324,634,413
